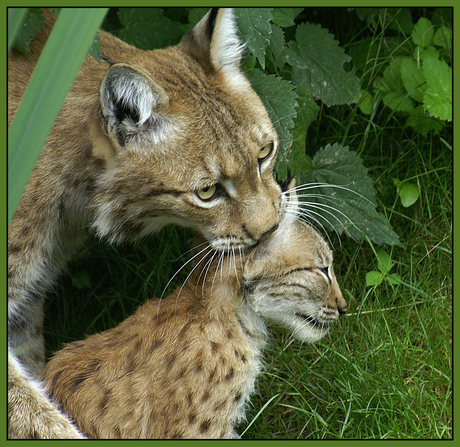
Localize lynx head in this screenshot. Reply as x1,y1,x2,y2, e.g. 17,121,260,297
243,181,347,343
91,8,281,251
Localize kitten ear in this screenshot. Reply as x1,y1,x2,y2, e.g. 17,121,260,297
99,64,169,147
179,8,247,88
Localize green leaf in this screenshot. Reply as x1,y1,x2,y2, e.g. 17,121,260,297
266,24,285,68
248,71,298,156
186,8,208,29
422,57,452,121
284,22,361,106
358,89,375,115
234,8,273,69
366,271,384,286
376,248,392,274
13,8,44,54
415,45,440,62
271,8,303,27
412,17,434,48
71,271,92,289
383,90,415,114
277,82,318,180
298,143,400,246
406,105,444,135
8,8,29,52
292,83,319,153
8,8,108,223
433,26,452,50
381,58,405,92
394,179,420,207
386,8,414,35
400,58,426,103
385,273,402,285
118,8,184,50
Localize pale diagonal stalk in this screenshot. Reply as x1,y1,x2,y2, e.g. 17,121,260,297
8,8,108,223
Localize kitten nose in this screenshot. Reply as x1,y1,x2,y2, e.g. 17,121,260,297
338,304,347,316
257,223,278,242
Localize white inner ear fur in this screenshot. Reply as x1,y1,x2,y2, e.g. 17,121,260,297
101,65,162,126
211,9,248,89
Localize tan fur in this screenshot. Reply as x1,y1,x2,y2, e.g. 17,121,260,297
8,8,281,438
40,189,346,439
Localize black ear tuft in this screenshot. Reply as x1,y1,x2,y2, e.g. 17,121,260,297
205,8,219,41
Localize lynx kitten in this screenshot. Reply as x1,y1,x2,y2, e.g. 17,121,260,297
41,185,347,438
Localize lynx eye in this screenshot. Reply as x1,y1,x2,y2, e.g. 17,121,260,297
258,143,273,162
196,184,218,201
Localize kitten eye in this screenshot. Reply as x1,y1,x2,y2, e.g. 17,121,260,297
258,143,273,162
196,184,218,201
318,267,331,284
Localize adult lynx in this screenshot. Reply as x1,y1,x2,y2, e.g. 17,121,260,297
41,185,347,438
8,8,281,438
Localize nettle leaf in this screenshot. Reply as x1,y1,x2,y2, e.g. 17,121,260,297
277,82,319,180
284,22,361,106
88,36,102,64
298,143,400,246
412,17,434,48
117,8,184,50
234,8,273,69
265,24,285,70
271,8,303,27
186,8,208,29
400,58,426,103
422,57,452,121
14,8,44,54
248,71,298,156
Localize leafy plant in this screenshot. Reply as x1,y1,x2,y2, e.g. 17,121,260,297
234,8,401,245
354,9,452,135
10,7,421,246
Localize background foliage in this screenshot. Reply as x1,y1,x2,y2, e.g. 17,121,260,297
10,7,452,439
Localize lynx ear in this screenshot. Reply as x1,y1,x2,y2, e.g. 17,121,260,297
99,64,169,147
179,8,247,88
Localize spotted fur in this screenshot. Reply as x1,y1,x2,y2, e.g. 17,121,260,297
40,187,346,439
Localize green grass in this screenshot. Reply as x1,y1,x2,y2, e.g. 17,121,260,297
44,116,452,439
240,91,452,439
37,7,452,440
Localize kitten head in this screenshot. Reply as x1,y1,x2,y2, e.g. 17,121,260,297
243,181,347,343
91,8,281,251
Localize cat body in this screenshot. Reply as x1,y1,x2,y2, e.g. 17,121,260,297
41,187,347,439
8,8,281,438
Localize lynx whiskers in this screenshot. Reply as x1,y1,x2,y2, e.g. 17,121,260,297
284,182,373,246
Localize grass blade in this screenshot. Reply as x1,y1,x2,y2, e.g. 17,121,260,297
8,8,28,52
8,8,108,223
